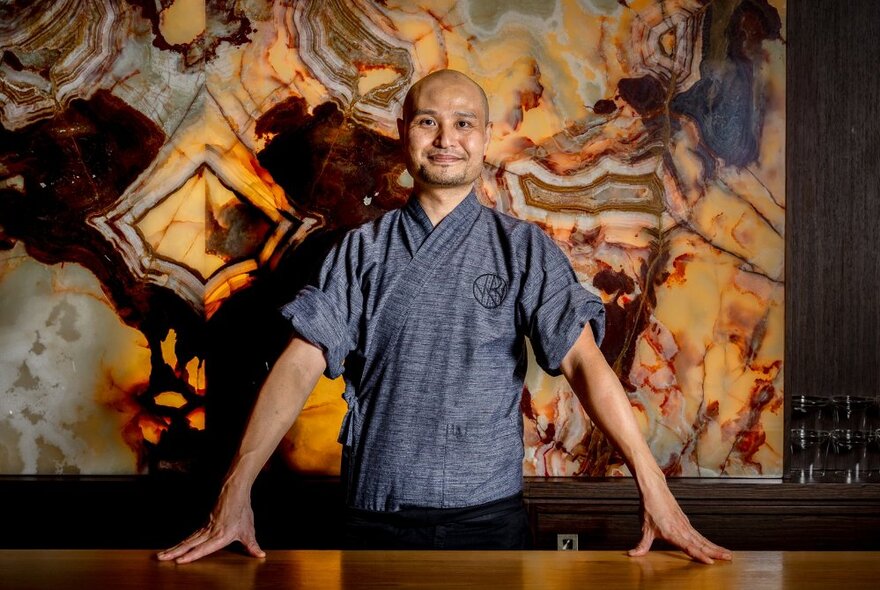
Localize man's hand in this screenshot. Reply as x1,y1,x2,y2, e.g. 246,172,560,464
628,469,732,564
156,337,326,564
560,325,732,564
157,486,265,564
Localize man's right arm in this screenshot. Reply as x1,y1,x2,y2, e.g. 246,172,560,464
157,336,327,564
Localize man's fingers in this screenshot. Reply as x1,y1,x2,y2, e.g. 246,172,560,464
700,540,733,561
676,529,733,564
629,517,732,565
684,543,715,565
157,528,264,564
627,528,655,557
157,529,210,561
694,536,731,559
243,537,266,559
174,534,233,564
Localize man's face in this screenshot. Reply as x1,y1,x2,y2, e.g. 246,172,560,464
398,75,492,191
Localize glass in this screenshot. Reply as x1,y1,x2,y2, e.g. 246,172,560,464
789,428,827,482
852,430,870,482
832,395,873,431
867,430,880,482
791,395,828,431
827,429,869,482
815,397,836,432
866,396,880,432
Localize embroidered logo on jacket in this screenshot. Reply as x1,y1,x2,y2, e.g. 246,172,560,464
473,273,508,309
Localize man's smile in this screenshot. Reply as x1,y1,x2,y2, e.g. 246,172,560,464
427,153,465,164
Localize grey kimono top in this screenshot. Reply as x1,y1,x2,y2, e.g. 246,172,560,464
280,192,605,512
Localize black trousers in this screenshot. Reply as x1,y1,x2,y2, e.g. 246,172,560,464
342,493,531,550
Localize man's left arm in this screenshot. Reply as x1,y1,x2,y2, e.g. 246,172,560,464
559,323,733,565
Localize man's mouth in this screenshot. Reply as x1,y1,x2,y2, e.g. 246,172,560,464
427,153,464,164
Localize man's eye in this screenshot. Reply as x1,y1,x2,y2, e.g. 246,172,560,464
457,121,473,128
418,119,436,126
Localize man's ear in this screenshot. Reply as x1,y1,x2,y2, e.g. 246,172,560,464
483,121,493,155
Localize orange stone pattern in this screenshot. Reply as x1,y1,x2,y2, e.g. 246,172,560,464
0,0,785,477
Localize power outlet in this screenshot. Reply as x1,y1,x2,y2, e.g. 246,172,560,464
557,533,579,551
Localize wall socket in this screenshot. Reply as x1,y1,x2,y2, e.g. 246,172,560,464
557,533,579,551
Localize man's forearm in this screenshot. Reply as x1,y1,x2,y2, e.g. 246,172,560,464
222,336,327,495
560,325,733,563
560,327,663,483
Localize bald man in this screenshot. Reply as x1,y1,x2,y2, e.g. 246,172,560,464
159,70,731,563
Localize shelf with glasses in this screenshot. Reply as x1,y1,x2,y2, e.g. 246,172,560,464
790,395,880,485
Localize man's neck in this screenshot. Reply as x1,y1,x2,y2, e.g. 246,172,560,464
413,185,474,226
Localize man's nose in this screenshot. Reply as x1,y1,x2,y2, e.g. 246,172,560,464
433,123,453,148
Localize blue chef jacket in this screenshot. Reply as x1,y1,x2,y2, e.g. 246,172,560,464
281,191,605,512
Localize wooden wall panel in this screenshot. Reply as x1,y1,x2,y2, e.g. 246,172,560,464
787,0,880,400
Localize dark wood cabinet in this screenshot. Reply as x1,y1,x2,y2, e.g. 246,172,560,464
3,476,879,550
524,478,880,551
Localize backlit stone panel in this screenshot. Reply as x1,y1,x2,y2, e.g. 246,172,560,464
0,0,785,477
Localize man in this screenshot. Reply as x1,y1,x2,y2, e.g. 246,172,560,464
158,70,731,564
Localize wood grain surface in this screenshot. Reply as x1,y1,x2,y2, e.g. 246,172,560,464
787,0,880,401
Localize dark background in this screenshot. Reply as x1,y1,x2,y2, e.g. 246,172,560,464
786,0,879,400
2,0,879,552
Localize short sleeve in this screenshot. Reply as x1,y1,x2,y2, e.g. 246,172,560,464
517,228,606,376
279,233,364,379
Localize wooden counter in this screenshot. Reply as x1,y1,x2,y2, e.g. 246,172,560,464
1,550,878,589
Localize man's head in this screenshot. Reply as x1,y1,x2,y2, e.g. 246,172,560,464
397,70,492,193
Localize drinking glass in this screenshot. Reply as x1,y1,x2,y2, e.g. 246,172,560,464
832,396,873,431
791,396,826,431
827,429,869,482
867,429,880,482
790,428,826,482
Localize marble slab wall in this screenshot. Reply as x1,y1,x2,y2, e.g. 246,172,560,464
0,0,785,477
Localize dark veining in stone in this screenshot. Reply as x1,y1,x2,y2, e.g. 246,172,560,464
0,420,24,473
125,0,253,64
205,186,273,264
593,99,617,115
21,407,41,425
46,300,81,342
618,75,666,116
592,227,672,393
593,267,636,296
30,335,46,355
0,90,164,221
13,361,39,390
256,97,409,232
0,90,212,472
671,0,782,167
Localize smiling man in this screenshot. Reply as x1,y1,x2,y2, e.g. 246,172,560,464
401,70,491,194
159,70,731,563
